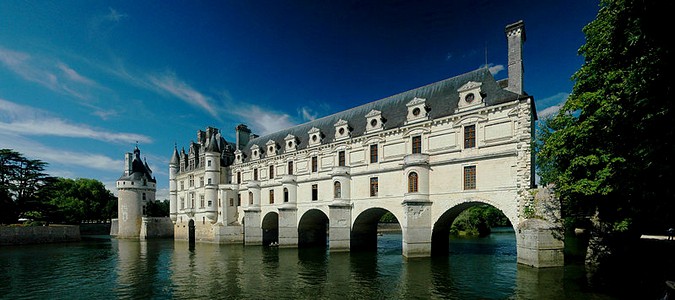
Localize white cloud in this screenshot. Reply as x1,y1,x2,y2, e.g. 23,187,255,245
537,92,569,119
106,7,128,22
299,107,318,121
0,47,100,100
232,105,296,136
148,71,220,119
0,98,151,144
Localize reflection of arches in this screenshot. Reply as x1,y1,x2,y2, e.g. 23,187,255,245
298,209,328,248
351,208,400,251
431,201,513,256
262,212,279,246
188,219,196,245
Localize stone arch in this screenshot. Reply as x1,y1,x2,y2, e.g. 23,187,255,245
262,211,279,247
431,200,514,256
298,209,329,247
351,207,401,252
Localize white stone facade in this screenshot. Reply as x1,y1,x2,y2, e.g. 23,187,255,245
168,20,563,267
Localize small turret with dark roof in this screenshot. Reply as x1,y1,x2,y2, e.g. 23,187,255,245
118,145,156,183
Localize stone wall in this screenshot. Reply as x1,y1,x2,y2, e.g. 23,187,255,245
141,217,174,239
0,225,81,246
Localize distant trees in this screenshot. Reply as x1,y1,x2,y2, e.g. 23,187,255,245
0,149,117,225
450,205,510,237
145,199,169,217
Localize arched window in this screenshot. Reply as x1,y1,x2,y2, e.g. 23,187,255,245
248,191,253,205
283,188,289,203
408,172,418,193
334,181,342,199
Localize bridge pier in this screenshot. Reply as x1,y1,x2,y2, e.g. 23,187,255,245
243,208,262,245
328,201,351,252
278,206,298,247
401,198,432,258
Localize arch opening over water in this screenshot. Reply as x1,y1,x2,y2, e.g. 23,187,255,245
431,201,513,256
351,208,401,252
262,212,279,247
298,209,328,248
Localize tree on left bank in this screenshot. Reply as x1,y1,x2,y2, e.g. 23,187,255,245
0,149,117,225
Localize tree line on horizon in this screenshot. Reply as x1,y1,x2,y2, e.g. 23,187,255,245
0,149,168,225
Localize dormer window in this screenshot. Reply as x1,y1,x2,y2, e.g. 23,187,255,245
406,97,429,124
234,149,244,164
250,145,262,160
457,81,485,112
308,127,322,147
366,109,384,133
334,119,350,141
266,140,278,157
284,134,298,152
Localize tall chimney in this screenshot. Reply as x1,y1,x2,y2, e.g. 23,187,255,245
124,152,132,176
235,124,251,150
505,20,526,95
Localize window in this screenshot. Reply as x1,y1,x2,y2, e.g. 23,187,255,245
334,181,341,198
311,156,318,172
180,197,185,209
253,169,258,181
370,177,378,197
237,194,241,206
189,175,194,187
208,178,212,185
207,160,211,167
338,151,346,166
200,195,205,208
311,184,318,201
191,193,195,208
249,191,253,205
229,198,234,207
199,177,204,187
181,181,184,190
464,166,476,190
284,187,289,203
288,161,293,175
269,190,275,204
412,135,422,154
464,125,476,148
408,172,418,193
237,172,241,184
269,165,274,179
370,144,378,163
142,193,146,201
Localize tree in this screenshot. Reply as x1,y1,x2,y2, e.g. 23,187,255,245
145,199,169,217
47,178,116,224
0,149,55,224
536,0,675,268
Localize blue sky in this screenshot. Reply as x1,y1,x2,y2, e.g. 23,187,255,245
0,1,599,199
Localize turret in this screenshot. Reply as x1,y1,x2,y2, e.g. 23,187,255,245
115,145,156,238
169,145,179,222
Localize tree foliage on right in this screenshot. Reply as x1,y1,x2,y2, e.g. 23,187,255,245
536,0,674,266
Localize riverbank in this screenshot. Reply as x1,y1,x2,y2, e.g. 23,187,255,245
0,225,80,246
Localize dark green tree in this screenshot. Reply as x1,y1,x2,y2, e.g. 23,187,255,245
0,149,55,224
48,178,116,224
145,199,169,217
536,0,675,267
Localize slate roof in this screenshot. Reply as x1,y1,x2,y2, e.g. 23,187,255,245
240,67,525,161
119,146,157,183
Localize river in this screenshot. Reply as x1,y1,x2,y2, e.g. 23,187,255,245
0,228,624,299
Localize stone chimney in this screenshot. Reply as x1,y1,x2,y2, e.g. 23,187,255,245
235,124,252,150
505,20,526,95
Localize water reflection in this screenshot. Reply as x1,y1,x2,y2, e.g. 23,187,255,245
0,231,619,299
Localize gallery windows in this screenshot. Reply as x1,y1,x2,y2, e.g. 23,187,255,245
408,172,418,193
370,144,378,163
464,125,476,148
311,184,318,201
370,177,378,197
464,166,476,190
412,135,422,154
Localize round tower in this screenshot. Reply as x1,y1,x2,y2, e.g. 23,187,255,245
116,145,157,238
204,133,220,223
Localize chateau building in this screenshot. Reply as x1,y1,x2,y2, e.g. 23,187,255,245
169,21,563,266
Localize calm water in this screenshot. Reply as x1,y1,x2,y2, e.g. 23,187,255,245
0,229,618,300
